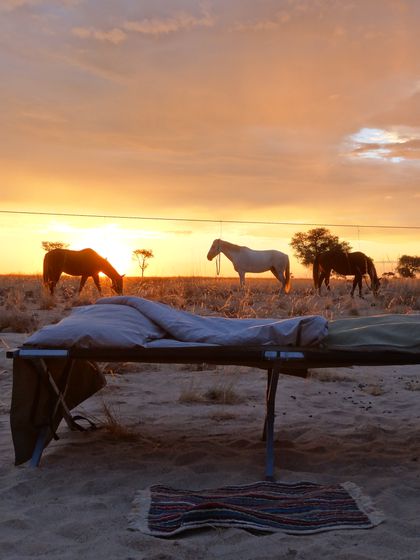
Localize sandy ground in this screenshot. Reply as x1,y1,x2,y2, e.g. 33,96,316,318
1,329,419,560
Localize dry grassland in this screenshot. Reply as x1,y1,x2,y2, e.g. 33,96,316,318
0,274,418,335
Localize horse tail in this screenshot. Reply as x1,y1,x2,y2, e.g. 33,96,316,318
313,255,320,289
43,249,64,294
43,252,51,287
284,257,291,294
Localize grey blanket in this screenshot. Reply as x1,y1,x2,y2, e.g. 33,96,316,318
25,296,328,349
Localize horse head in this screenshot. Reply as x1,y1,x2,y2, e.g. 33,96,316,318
111,274,124,295
367,259,381,296
371,275,381,296
207,239,221,261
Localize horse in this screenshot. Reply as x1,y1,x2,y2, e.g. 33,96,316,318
313,250,380,298
207,238,291,293
43,248,124,296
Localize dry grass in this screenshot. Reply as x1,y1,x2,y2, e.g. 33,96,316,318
0,311,38,333
179,376,243,405
99,401,141,442
0,274,418,334
98,361,157,376
361,384,386,396
203,386,243,404
178,384,206,404
208,411,237,422
309,369,356,383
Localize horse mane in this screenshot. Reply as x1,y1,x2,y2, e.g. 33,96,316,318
100,256,120,276
81,248,121,278
366,256,378,279
219,239,242,252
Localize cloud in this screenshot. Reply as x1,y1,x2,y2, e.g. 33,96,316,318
71,26,127,45
344,127,420,162
231,1,352,33
0,0,43,10
123,7,214,36
70,6,214,47
1,0,80,10
166,230,193,236
20,108,67,125
233,10,291,32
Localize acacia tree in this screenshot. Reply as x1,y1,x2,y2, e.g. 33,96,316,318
41,241,69,252
290,227,351,267
132,249,154,277
396,255,420,278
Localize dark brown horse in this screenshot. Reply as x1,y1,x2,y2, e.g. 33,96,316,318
313,250,380,298
43,248,124,295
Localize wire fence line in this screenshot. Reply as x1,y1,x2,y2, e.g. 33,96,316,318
0,209,419,230
0,208,417,277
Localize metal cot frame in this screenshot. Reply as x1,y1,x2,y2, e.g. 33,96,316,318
7,345,420,480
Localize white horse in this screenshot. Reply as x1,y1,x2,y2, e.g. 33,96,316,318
207,239,291,293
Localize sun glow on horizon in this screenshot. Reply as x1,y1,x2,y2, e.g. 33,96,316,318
43,221,167,276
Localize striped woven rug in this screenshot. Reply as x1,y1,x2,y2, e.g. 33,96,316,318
128,481,384,537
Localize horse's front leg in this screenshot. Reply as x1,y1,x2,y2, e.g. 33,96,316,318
78,275,89,294
92,273,102,294
48,278,58,295
350,275,364,298
357,276,363,298
48,272,61,295
237,270,246,289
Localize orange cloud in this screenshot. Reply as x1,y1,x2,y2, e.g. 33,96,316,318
123,7,214,36
72,26,126,44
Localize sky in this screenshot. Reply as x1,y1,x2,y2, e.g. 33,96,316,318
1,0,419,278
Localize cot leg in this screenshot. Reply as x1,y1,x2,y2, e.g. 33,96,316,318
264,367,280,481
30,426,50,467
28,358,91,467
262,370,272,441
262,368,280,440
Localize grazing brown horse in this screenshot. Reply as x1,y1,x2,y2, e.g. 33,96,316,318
43,248,124,295
313,250,380,298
